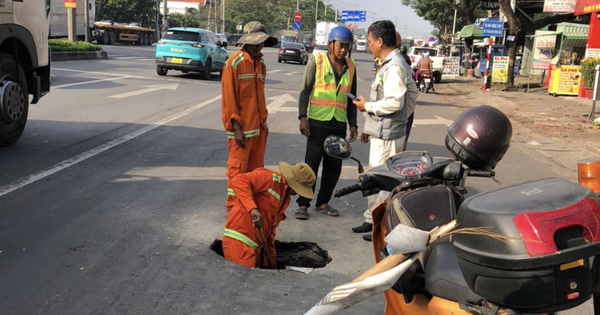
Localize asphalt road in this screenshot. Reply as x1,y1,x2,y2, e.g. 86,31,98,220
0,44,592,315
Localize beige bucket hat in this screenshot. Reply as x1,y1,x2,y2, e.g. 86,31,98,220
236,21,278,47
279,162,316,200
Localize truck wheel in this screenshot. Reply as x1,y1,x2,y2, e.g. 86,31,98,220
108,31,116,45
148,34,154,45
142,34,149,46
434,72,442,84
102,31,110,45
200,59,212,80
156,66,168,76
136,34,144,45
0,53,29,147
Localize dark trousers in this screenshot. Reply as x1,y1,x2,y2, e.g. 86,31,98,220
297,123,346,208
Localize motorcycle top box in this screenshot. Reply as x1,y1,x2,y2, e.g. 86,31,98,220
453,178,600,313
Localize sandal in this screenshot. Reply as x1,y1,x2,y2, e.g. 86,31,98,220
295,207,309,220
315,205,340,217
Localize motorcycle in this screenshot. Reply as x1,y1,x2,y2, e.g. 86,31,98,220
321,115,600,315
417,72,434,93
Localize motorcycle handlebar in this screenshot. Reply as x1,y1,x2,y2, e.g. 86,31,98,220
334,184,361,198
468,170,495,178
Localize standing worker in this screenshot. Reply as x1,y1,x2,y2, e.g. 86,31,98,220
296,26,358,220
222,22,278,212
223,162,316,268
352,20,418,241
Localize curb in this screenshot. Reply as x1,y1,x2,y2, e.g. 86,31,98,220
51,50,108,62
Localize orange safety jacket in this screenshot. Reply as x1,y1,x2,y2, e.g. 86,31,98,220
224,169,291,260
221,50,269,140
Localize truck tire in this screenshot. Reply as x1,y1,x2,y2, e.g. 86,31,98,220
136,33,144,45
0,53,29,147
148,34,154,45
102,31,110,45
142,34,149,46
434,72,442,84
108,31,117,45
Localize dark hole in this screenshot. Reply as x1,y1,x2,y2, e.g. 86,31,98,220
554,225,586,250
210,239,332,270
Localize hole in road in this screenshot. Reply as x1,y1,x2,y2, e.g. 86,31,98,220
210,239,332,269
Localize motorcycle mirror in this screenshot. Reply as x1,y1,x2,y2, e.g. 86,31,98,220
324,135,353,160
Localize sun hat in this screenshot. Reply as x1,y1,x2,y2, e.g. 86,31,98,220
278,162,316,200
236,21,278,47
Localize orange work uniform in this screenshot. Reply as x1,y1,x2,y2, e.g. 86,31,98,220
221,49,269,211
222,168,290,268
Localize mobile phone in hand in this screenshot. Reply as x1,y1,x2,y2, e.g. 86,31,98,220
346,92,358,101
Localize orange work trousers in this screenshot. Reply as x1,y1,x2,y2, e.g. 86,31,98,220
222,236,275,268
226,128,267,211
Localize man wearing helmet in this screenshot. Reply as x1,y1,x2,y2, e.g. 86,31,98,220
296,26,358,220
353,20,419,241
416,51,434,91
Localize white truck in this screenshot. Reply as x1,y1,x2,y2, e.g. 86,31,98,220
313,20,344,55
0,0,51,146
407,46,446,83
50,0,95,39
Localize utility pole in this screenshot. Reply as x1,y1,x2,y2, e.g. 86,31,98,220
335,10,337,22
156,1,160,39
207,1,212,29
222,0,225,33
162,0,168,34
68,6,77,41
315,0,318,25
214,0,219,33
84,0,90,42
450,0,457,59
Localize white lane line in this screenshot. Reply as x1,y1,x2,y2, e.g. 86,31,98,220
0,95,223,198
52,76,131,89
285,71,298,76
267,70,282,74
53,67,146,79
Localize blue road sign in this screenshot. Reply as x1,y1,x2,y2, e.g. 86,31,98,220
342,10,366,22
293,21,302,30
341,11,348,22
482,19,504,37
359,11,366,22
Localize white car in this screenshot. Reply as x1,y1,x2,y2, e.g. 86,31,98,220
356,39,368,52
312,44,328,56
407,46,446,83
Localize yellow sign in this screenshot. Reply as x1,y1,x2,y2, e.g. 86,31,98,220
64,0,77,8
492,56,509,83
548,65,582,96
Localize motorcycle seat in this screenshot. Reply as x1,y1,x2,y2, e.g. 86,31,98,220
425,242,483,304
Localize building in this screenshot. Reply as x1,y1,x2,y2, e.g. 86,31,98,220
160,0,207,15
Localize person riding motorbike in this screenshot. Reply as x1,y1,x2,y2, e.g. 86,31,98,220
415,51,434,91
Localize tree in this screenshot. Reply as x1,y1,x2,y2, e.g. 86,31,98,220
168,13,202,28
95,0,157,27
498,0,520,86
402,0,486,35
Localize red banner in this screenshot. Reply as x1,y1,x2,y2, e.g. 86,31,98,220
64,0,76,8
575,0,600,14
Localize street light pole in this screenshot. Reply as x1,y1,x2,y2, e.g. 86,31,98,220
162,0,168,34
315,0,318,25
156,1,160,40
222,0,225,33
84,0,90,42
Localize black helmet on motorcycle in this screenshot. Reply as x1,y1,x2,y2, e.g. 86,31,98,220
445,105,512,171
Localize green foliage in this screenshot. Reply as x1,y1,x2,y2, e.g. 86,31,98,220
581,57,600,88
95,0,157,27
168,13,202,28
49,40,102,52
401,0,486,36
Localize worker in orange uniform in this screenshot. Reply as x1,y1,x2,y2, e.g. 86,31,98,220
223,162,316,268
221,21,278,212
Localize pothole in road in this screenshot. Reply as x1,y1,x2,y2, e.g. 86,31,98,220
210,239,332,269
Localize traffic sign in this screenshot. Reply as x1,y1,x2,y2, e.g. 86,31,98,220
293,21,302,30
482,18,504,37
294,12,302,22
64,0,76,8
341,10,367,22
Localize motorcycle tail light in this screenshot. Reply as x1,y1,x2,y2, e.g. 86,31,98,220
513,198,600,257
579,158,600,193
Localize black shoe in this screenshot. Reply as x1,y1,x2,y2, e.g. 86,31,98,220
363,234,372,242
352,222,373,233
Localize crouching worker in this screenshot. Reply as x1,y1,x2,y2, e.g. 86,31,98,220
223,162,316,268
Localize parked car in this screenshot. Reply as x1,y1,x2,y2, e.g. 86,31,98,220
278,42,310,64
407,46,446,83
155,28,228,79
312,44,329,56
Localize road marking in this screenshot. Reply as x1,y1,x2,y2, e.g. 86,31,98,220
52,76,131,89
412,115,454,127
53,67,146,79
266,93,297,113
285,71,299,76
109,83,179,99
267,70,282,74
0,95,223,198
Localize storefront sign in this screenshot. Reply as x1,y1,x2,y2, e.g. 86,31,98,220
543,0,576,13
64,0,76,8
548,65,581,96
587,48,600,58
492,56,509,83
531,30,557,70
575,0,600,15
442,57,460,77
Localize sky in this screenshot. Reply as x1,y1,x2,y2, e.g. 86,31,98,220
325,0,435,40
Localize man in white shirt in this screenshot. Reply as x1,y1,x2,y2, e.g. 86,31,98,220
352,20,419,241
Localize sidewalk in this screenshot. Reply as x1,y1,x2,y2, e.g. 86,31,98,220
436,76,600,180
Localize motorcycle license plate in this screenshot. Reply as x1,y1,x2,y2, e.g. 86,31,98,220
425,78,431,83
171,58,183,64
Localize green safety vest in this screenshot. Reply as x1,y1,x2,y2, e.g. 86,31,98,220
308,53,355,122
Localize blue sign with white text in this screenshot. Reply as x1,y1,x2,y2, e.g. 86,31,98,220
482,19,504,37
341,10,367,22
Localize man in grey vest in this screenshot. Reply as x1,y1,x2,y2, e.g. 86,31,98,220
352,20,419,241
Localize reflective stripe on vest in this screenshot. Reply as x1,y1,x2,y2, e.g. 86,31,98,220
223,228,259,249
272,174,281,183
227,188,236,196
226,129,260,139
308,53,355,122
267,188,280,201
